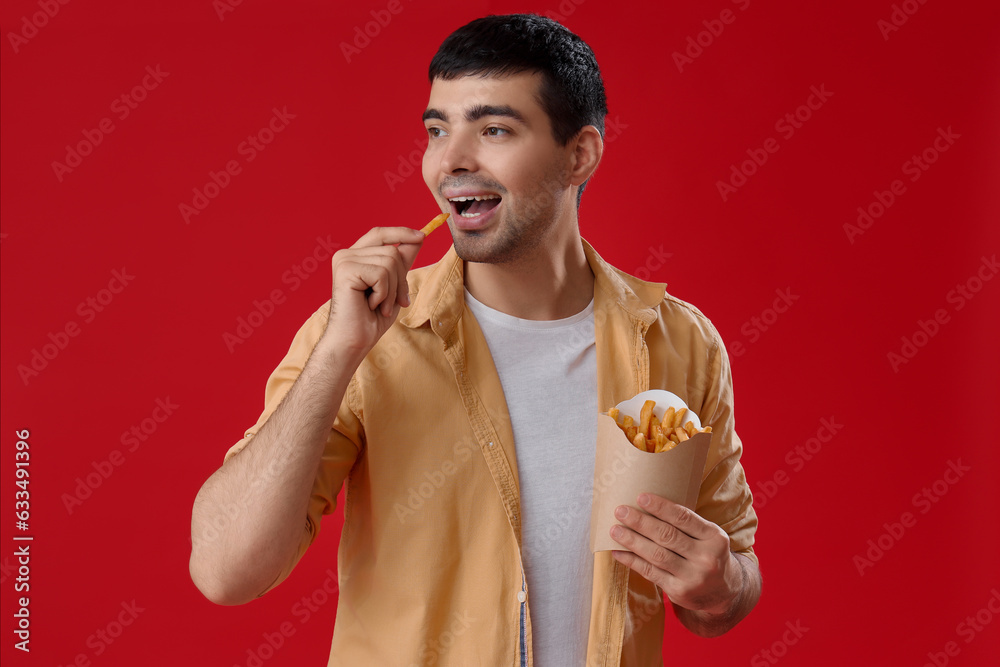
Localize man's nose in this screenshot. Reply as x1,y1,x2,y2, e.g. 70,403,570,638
439,131,478,174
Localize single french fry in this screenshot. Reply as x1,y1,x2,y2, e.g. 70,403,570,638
654,431,666,453
632,432,646,452
608,407,620,423
701,425,712,433
671,407,687,429
420,212,450,236
661,407,675,431
673,427,689,442
638,400,656,439
625,425,638,442
683,421,697,438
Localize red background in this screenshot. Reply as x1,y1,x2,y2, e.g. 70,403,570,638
2,0,999,665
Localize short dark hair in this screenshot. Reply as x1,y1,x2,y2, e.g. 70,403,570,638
429,14,608,203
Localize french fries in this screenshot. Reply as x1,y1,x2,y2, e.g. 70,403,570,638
607,399,711,453
420,212,450,236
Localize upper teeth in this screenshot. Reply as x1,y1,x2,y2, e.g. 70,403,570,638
448,195,500,202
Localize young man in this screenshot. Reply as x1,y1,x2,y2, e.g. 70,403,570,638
190,14,760,666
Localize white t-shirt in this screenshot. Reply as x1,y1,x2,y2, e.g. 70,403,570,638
465,289,597,666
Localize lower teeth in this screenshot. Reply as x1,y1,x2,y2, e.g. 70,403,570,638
460,211,481,218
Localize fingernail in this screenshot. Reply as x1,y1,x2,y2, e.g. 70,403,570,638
638,494,650,507
611,526,623,539
614,506,628,519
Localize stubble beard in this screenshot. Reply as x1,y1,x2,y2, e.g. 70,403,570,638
451,169,568,266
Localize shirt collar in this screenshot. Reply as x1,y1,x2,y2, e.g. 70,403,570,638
398,238,665,336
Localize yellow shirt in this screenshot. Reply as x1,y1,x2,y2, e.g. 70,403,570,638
225,240,758,666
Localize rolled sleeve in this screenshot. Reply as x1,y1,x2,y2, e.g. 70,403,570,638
223,302,364,590
696,331,758,567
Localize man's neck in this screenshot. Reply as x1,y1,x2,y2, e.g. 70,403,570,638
464,231,594,321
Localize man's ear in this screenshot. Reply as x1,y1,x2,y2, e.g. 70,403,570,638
568,125,604,187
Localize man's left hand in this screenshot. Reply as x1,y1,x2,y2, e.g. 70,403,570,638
609,493,741,615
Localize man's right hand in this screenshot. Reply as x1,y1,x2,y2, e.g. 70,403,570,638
326,226,428,357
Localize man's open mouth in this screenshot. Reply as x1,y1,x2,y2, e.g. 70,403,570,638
448,194,502,218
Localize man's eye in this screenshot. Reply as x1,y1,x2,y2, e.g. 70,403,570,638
486,127,508,136
427,127,447,138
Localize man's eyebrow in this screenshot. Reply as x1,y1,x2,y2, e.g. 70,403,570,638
421,105,527,124
422,108,447,122
465,104,526,124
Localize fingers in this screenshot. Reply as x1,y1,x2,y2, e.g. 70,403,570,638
333,253,399,316
347,226,428,310
616,504,693,553
351,226,427,269
634,494,713,540
610,508,686,575
610,549,666,587
341,246,411,309
610,500,734,610
325,224,434,353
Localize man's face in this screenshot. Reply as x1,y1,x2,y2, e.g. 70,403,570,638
422,72,575,264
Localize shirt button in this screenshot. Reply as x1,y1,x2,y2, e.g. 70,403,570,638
517,590,526,603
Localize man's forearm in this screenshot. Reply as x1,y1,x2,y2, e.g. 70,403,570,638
189,332,360,605
673,552,761,638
